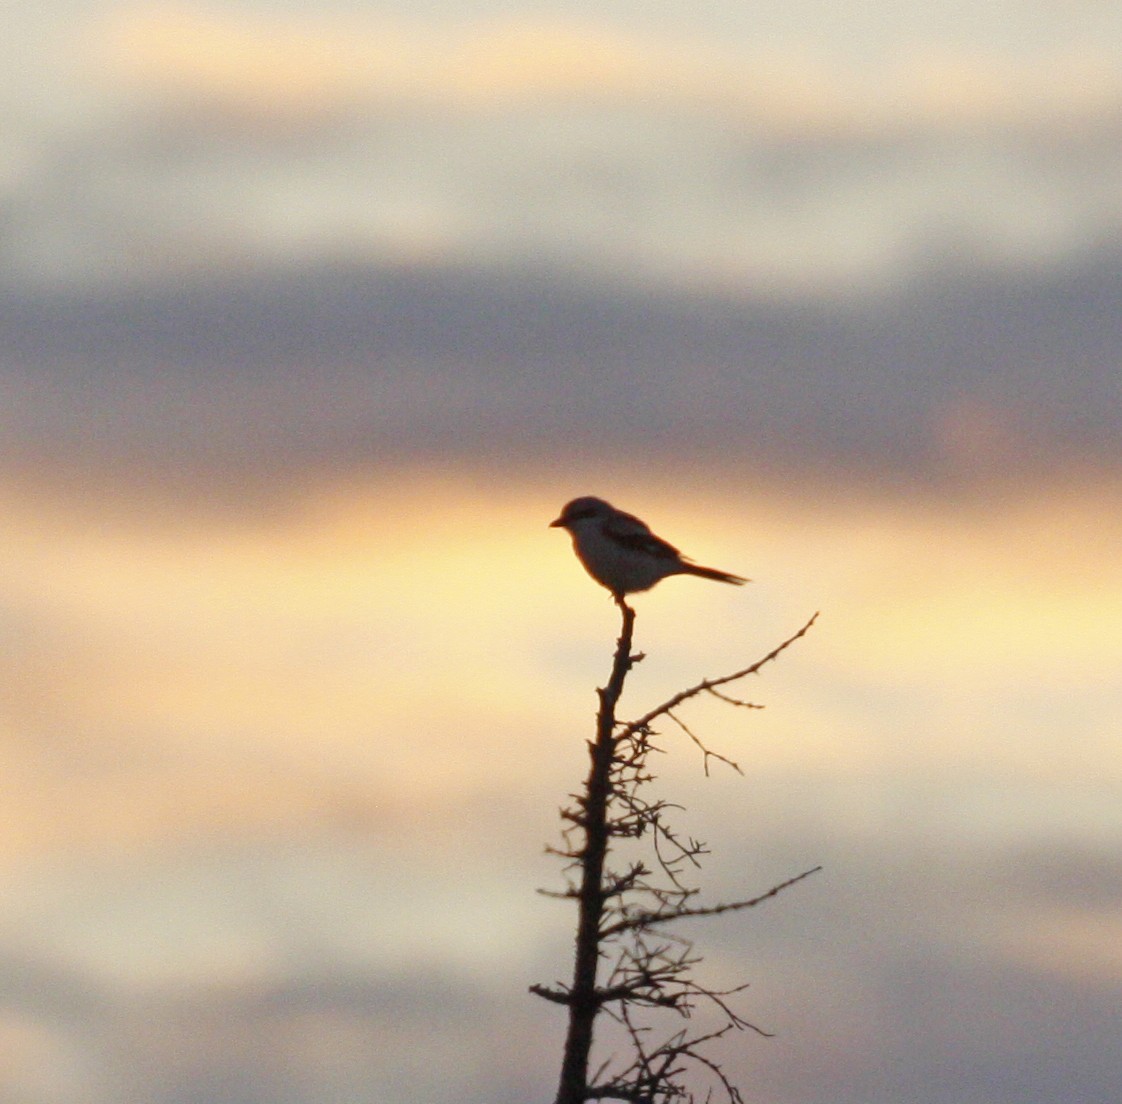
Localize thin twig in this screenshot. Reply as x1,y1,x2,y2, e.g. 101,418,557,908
666,710,743,777
623,613,819,739
705,686,764,709
600,866,823,937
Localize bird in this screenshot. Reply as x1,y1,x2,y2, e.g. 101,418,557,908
550,496,747,600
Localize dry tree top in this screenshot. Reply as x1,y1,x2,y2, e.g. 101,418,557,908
534,597,820,1104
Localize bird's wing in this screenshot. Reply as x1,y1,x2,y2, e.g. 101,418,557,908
603,510,683,561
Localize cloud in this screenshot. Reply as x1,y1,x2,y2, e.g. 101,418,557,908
2,463,1121,1103
92,7,1122,134
1,470,1118,879
4,4,1122,293
4,255,1122,490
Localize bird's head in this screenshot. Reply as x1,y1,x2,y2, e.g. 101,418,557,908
550,496,613,530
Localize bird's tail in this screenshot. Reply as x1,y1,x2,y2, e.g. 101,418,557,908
681,562,749,586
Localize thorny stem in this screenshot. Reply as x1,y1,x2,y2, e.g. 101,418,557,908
554,598,637,1104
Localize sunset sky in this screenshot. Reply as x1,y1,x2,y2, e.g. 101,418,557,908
3,2,1122,1103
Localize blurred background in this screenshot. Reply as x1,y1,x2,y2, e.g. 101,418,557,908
3,2,1122,1102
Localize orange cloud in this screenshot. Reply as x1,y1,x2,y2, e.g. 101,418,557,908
993,907,1122,985
90,6,1122,134
2,467,1119,871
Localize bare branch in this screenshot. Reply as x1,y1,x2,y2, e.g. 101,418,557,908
623,612,819,739
531,983,574,1005
705,686,764,709
666,710,743,777
600,865,823,938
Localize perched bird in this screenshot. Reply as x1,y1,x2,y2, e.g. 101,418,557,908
550,496,747,600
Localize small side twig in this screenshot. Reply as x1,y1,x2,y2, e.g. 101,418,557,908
665,710,743,777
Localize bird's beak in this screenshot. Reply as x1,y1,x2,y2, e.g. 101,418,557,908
549,516,565,528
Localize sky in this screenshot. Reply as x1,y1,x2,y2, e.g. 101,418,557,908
3,2,1122,1103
